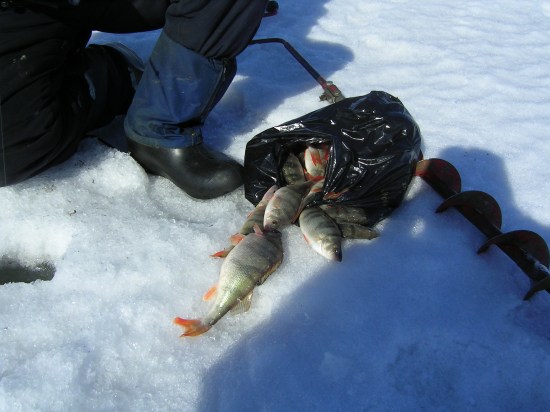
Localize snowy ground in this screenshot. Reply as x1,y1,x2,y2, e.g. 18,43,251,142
2,1,550,411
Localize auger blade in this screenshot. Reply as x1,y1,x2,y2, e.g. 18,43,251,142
415,158,461,196
437,191,503,230
478,230,549,268
524,268,550,300
416,157,550,301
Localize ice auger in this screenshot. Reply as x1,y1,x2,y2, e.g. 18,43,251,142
415,158,550,300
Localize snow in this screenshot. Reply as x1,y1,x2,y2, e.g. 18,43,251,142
2,1,550,410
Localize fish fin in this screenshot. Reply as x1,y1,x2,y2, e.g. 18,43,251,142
203,285,218,301
229,234,245,245
210,247,232,258
323,188,349,200
257,269,274,286
308,148,323,166
311,181,324,192
173,318,211,337
263,184,279,200
323,192,337,200
230,291,253,314
252,223,263,234
305,171,321,181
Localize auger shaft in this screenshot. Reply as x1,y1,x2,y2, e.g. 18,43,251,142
249,38,345,104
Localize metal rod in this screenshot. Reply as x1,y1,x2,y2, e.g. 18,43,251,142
249,38,327,87
249,38,345,103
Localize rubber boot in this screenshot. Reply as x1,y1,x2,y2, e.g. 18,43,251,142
124,31,242,199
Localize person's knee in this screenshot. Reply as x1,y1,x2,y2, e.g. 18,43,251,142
128,0,169,29
164,0,268,58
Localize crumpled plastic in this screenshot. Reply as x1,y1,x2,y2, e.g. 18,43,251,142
243,91,423,225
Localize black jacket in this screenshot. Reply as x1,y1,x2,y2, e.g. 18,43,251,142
2,0,78,11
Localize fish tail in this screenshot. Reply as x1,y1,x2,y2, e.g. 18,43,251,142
173,317,211,337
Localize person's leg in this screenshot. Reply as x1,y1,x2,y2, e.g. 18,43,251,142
124,0,269,199
0,1,167,187
165,0,269,59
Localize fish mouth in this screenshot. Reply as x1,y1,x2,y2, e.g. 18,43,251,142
264,220,278,231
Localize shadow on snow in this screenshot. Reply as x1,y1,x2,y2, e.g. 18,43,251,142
196,146,550,411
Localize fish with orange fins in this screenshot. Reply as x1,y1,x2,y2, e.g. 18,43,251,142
263,180,314,231
304,144,330,181
174,225,284,337
298,206,342,261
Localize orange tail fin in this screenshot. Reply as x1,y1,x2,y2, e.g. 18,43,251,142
173,318,211,337
210,248,231,258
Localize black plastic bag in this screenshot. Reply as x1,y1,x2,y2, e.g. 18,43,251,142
243,91,423,225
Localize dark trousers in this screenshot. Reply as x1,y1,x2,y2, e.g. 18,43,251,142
0,0,267,186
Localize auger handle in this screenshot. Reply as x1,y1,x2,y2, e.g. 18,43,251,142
249,38,346,104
